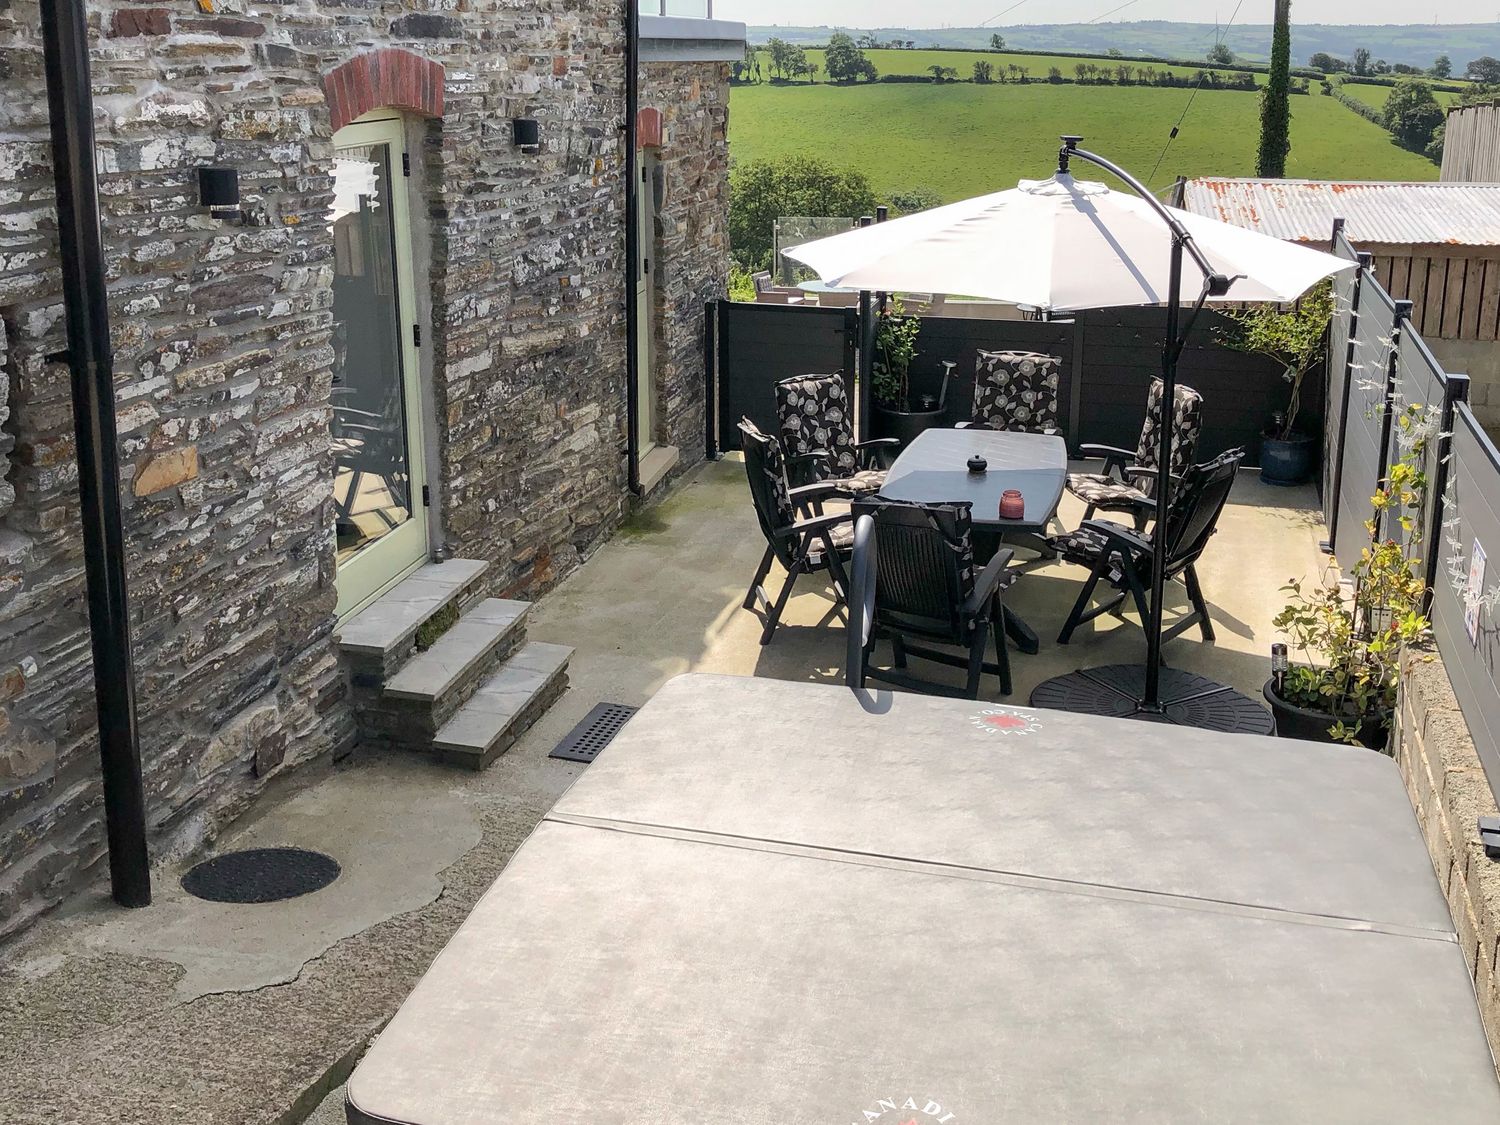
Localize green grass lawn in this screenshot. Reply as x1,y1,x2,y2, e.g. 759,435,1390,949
791,47,1218,83
729,83,1442,205
1338,81,1462,110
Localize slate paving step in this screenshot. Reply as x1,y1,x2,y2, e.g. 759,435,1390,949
336,559,490,678
382,598,530,721
431,642,573,771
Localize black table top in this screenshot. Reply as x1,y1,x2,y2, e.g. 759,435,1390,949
878,428,1068,529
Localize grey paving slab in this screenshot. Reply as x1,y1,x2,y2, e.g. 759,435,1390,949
383,599,528,703
879,428,1067,528
431,642,572,753
348,821,1500,1125
555,674,1455,934
336,560,490,657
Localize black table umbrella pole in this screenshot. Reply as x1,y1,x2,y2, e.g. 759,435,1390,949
1055,137,1231,710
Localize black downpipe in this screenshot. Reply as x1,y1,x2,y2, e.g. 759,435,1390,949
623,0,642,495
41,0,151,907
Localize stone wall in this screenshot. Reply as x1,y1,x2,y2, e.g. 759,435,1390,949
641,61,730,470
1393,649,1500,1076
0,2,727,938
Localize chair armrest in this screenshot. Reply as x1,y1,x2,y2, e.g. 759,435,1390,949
1082,518,1152,556
785,449,831,490
1077,443,1136,475
777,511,853,541
963,548,1016,618
853,437,902,470
954,420,990,431
789,481,845,503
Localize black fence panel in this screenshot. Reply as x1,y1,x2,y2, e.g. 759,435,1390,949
905,317,1077,436
1333,279,1399,575
714,302,857,452
1076,308,1302,465
1323,231,1362,537
1431,404,1500,798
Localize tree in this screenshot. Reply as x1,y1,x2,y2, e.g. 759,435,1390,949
888,187,942,214
765,37,791,80
1352,47,1372,76
1433,54,1452,79
1257,0,1293,178
1468,56,1500,84
990,33,1005,50
729,156,879,270
1207,42,1235,66
927,64,957,83
972,60,995,84
1308,52,1346,73
1383,78,1445,152
824,32,877,84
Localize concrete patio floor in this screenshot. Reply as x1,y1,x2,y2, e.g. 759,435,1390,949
0,456,1327,1124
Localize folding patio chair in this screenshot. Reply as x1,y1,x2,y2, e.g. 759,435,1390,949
1066,377,1204,532
844,497,1014,699
960,349,1062,434
774,372,900,492
1049,448,1245,648
738,418,856,646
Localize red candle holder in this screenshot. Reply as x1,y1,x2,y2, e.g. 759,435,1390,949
999,489,1025,520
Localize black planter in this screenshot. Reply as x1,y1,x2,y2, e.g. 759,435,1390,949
1262,679,1391,751
873,404,946,449
1259,433,1317,486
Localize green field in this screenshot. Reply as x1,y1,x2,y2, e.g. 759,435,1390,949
730,83,1441,205
1338,81,1463,111
789,47,1220,84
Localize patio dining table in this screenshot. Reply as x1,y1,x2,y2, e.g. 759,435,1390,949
345,674,1500,1124
878,427,1069,653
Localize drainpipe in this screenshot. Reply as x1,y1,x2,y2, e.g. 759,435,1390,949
41,0,151,907
623,0,642,496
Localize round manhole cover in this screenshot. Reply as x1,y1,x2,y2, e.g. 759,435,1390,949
181,847,341,904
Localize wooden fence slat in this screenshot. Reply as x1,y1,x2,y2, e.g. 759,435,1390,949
1424,258,1450,340
1482,259,1500,343
1406,257,1429,334
1463,257,1488,340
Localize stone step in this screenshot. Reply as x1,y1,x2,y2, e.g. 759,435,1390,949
430,642,573,771
337,559,490,681
379,599,530,733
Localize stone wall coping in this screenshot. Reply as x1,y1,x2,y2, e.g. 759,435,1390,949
640,14,746,62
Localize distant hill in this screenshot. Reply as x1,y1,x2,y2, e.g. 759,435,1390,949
746,22,1500,70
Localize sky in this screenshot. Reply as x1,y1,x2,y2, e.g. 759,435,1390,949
716,1,1495,27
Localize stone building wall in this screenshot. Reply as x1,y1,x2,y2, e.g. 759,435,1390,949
0,2,730,938
641,61,730,468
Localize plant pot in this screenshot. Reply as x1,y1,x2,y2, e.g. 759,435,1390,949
1259,433,1317,486
1262,679,1391,751
873,404,946,449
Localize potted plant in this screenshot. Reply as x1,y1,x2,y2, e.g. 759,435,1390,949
1264,403,1433,748
871,299,945,447
1220,283,1334,485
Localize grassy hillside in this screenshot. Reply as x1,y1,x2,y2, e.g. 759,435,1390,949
792,48,1219,84
729,84,1441,206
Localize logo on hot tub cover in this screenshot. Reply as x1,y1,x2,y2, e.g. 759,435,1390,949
970,705,1041,736
848,1095,958,1124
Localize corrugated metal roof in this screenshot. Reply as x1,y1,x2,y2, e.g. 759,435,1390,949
1179,178,1500,247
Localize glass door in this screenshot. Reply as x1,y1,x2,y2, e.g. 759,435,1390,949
329,116,428,619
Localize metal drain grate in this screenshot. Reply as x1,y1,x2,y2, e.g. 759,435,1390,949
181,847,341,904
549,702,638,764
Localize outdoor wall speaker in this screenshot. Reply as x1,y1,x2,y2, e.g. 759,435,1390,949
198,166,240,219
513,118,541,153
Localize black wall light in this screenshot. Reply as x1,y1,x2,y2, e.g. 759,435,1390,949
513,118,540,154
198,166,240,220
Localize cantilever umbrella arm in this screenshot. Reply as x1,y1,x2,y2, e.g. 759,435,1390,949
1056,136,1236,707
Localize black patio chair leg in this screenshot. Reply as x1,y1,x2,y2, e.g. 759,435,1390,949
891,634,908,668
1081,502,1097,523
990,608,1012,696
1057,561,1107,645
821,533,850,603
964,628,986,700
761,562,801,646
1119,554,1152,625
744,545,774,611
1184,564,1215,641
1132,506,1150,533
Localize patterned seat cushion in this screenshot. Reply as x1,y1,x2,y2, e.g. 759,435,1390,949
973,350,1062,434
1066,472,1149,509
829,469,887,496
805,520,855,563
1047,520,1141,583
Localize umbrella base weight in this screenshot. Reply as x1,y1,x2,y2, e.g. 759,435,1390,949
1030,665,1274,735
